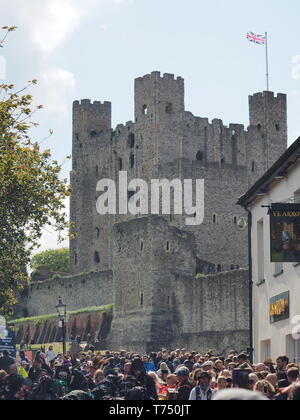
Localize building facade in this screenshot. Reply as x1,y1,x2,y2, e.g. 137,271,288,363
238,137,300,364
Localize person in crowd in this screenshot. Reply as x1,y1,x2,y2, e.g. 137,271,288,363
128,358,158,400
0,350,15,374
189,372,213,401
254,380,276,400
276,355,289,373
93,369,104,386
46,345,57,364
19,351,30,369
143,355,156,373
175,367,193,401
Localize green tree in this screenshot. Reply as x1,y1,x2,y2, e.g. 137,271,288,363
31,248,70,273
0,27,72,316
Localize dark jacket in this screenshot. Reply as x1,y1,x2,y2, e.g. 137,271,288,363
176,379,193,401
0,356,15,374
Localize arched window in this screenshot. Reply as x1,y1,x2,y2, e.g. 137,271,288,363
142,105,148,116
128,133,135,148
196,151,204,161
94,251,100,264
257,124,262,131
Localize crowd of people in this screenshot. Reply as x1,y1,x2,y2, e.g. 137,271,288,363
0,345,300,401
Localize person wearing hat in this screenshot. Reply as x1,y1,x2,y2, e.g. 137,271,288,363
174,367,193,401
201,361,214,371
189,372,213,401
157,362,171,384
264,359,276,374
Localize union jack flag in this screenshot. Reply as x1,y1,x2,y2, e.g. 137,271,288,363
247,32,266,46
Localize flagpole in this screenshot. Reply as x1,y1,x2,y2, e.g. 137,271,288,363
265,32,270,91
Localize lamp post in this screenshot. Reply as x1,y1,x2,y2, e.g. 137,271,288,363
56,297,67,355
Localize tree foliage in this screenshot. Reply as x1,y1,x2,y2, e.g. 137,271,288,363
0,27,72,316
31,248,70,274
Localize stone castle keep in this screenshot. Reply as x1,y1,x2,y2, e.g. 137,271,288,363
16,72,288,354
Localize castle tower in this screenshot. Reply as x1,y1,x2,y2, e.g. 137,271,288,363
248,91,287,171
134,72,185,172
70,100,112,275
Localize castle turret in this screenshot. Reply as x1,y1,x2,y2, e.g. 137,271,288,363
248,91,287,170
134,72,185,168
70,100,112,275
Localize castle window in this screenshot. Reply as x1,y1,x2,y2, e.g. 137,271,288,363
74,253,78,265
96,165,99,176
119,158,123,171
257,124,262,131
275,123,280,132
79,143,82,148
141,293,144,306
220,157,225,167
231,265,235,270
141,241,144,251
165,103,173,114
232,129,236,136
217,264,222,272
213,214,217,224
167,296,170,305
94,251,100,264
95,228,100,239
142,105,148,116
128,133,135,148
166,241,170,251
252,160,255,172
90,130,98,137
130,154,135,169
234,216,237,225
196,151,204,162
236,265,240,270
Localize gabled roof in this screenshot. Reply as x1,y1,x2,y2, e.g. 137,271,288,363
237,136,300,207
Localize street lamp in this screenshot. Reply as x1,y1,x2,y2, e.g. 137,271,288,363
56,297,67,355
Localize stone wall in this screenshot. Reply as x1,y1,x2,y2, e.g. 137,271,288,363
25,271,113,317
107,216,250,354
171,269,250,355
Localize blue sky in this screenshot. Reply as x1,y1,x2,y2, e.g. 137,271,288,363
1,0,300,250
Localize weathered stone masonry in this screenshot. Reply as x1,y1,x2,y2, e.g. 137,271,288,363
17,72,287,353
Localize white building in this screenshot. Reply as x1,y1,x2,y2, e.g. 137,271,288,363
238,137,300,364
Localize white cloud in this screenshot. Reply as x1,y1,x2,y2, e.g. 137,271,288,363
35,67,76,116
6,0,130,54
